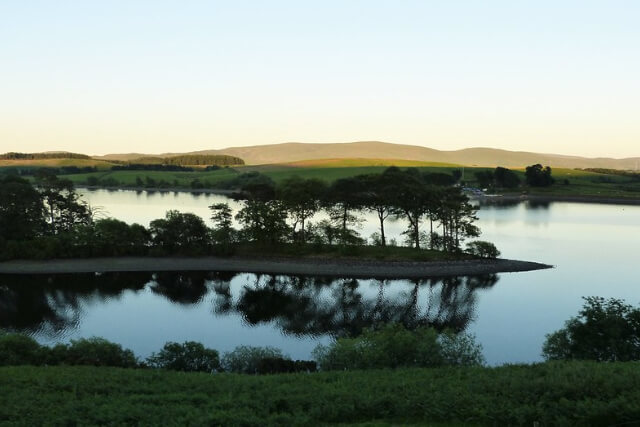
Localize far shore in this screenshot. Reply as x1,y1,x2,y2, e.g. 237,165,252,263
474,193,640,206
77,185,238,196
0,256,552,278
75,186,640,206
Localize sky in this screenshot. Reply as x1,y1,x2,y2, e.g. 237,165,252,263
1,1,639,158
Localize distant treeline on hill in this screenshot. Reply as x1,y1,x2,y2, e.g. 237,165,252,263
128,154,245,167
111,164,195,172
0,152,91,160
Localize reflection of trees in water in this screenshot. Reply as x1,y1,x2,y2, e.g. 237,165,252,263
214,274,499,338
0,273,148,337
477,199,522,209
1,271,498,340
149,272,210,305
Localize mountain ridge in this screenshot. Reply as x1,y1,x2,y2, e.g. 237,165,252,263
94,141,640,170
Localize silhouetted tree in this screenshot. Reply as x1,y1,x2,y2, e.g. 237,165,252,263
494,167,520,188
34,170,92,234
525,164,554,187
0,175,45,240
149,210,210,253
236,200,288,244
278,177,327,243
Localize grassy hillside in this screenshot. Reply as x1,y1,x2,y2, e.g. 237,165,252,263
62,163,477,188
0,158,116,169
96,141,640,169
53,162,640,200
1,362,639,425
4,155,638,200
97,141,640,169
283,158,460,168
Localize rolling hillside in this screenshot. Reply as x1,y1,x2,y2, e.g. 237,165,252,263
96,141,640,169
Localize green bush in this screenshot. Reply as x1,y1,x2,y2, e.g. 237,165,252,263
146,341,220,372
51,337,138,368
0,333,47,366
313,323,484,370
543,296,640,361
221,345,285,374
465,240,501,258
438,331,486,366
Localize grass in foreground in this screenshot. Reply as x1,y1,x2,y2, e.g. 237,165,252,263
1,362,639,426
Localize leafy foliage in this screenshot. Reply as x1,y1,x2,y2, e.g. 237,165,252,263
4,362,639,425
221,345,285,374
525,163,555,187
149,210,210,254
0,175,45,241
146,341,220,372
50,338,138,368
494,166,521,188
0,333,47,366
543,297,640,362
313,323,484,370
465,240,501,258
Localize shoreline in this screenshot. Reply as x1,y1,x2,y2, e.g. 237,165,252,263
76,185,238,195
473,193,640,206
75,186,640,205
0,256,552,278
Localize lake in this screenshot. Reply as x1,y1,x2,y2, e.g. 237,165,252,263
2,188,639,365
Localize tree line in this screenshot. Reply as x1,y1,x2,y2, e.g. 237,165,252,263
0,167,499,260
474,164,556,189
1,323,483,373
217,167,486,253
0,152,91,160
125,154,244,166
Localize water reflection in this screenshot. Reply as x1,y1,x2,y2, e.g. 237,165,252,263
0,273,148,337
0,272,498,345
215,274,498,338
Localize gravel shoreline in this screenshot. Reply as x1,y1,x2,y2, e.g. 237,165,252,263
0,256,552,279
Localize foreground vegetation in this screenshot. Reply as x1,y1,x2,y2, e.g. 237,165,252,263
2,295,640,424
1,362,639,425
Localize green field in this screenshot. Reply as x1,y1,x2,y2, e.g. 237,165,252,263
2,156,640,200
514,168,640,198
2,362,639,425
282,158,461,168
0,158,116,169
60,163,477,187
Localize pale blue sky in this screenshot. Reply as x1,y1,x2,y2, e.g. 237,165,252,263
1,1,638,157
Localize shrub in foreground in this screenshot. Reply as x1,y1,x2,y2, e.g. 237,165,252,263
0,333,47,366
313,323,484,370
543,296,640,361
50,337,138,368
146,341,220,372
221,345,285,374
4,362,640,425
256,357,317,374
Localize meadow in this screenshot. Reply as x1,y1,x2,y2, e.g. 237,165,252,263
2,156,640,200
2,362,639,425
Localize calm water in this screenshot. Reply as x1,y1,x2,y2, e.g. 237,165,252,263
1,188,639,365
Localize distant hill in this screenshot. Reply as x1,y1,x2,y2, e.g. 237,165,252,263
96,141,640,169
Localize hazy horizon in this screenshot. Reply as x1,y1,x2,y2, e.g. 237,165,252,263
2,1,639,158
